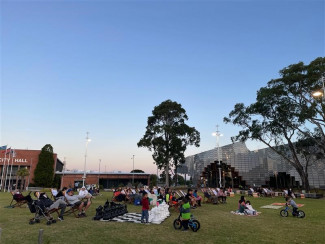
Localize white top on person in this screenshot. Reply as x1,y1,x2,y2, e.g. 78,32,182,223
79,186,91,198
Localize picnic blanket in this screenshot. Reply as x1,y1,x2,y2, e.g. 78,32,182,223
260,203,304,209
230,211,260,216
271,203,304,207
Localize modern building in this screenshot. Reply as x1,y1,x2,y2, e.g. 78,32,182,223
179,142,325,189
0,149,63,191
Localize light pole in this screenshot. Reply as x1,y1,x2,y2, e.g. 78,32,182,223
98,159,101,187
131,155,135,185
82,132,91,187
212,125,223,188
60,157,66,189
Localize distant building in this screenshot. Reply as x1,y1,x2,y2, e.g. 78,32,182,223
0,149,151,190
179,142,325,189
57,171,150,188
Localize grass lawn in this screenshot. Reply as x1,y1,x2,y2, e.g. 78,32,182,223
0,191,324,244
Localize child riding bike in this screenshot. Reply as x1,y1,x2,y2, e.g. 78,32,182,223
180,197,191,231
286,196,298,216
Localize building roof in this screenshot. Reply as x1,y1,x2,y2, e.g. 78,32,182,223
55,170,150,175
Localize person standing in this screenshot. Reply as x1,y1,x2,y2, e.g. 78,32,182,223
141,192,150,224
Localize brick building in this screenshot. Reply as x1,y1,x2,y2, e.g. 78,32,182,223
0,149,63,191
57,171,150,189
0,149,151,190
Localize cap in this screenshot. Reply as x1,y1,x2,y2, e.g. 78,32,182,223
66,189,73,193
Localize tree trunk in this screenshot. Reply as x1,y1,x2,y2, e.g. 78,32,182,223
300,171,310,192
165,164,169,187
175,166,178,186
19,176,23,192
294,164,310,192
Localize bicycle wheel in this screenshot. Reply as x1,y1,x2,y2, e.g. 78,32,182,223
297,210,305,218
190,220,201,232
173,219,182,230
280,210,288,217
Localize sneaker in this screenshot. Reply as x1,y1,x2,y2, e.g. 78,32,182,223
81,212,87,217
58,216,64,221
78,213,84,218
182,229,189,232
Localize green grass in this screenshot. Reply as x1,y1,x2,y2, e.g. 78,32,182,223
0,192,324,244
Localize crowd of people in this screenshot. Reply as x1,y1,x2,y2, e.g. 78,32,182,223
11,184,302,229
112,186,207,209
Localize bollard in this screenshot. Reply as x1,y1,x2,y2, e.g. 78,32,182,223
38,229,44,244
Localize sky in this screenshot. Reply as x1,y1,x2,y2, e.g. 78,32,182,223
1,0,324,174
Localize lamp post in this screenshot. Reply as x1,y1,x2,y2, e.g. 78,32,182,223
212,125,223,188
312,73,325,102
60,157,66,189
98,159,101,187
82,132,91,187
131,155,135,185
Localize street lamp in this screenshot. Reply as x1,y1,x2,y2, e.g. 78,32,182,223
82,132,91,187
131,155,135,185
98,159,101,187
312,74,325,102
212,125,223,188
60,157,66,189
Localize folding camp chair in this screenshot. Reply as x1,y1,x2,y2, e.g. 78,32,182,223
63,197,79,218
10,191,30,208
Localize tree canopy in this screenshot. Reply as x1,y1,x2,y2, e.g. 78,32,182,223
17,167,29,192
224,57,325,191
33,144,55,187
138,100,200,186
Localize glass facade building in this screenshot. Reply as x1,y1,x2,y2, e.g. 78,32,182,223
180,142,325,189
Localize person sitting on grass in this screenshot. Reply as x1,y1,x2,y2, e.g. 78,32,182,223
217,188,227,203
185,189,197,208
286,196,298,216
244,200,257,215
141,192,150,224
65,188,91,217
238,196,246,213
193,190,202,206
180,198,191,231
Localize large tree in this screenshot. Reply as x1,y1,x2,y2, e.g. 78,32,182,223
33,144,55,187
224,57,325,191
138,100,200,187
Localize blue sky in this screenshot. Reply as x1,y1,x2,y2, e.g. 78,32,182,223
1,0,324,174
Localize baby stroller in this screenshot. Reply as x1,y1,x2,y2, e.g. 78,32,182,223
27,197,57,225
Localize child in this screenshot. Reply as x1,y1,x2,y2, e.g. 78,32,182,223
180,198,191,231
245,200,257,215
141,192,150,223
193,190,202,206
286,196,298,216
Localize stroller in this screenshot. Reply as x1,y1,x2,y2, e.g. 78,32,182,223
27,196,57,225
